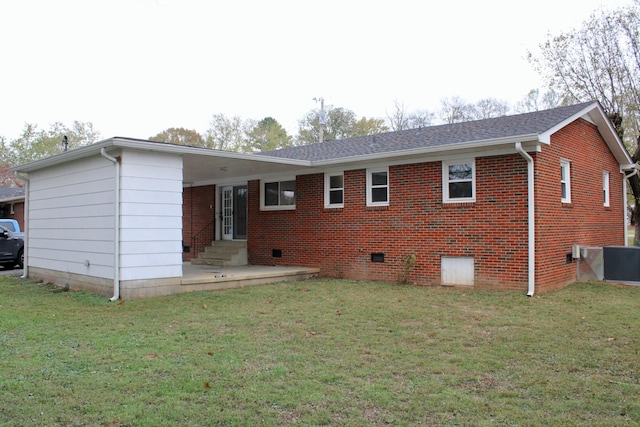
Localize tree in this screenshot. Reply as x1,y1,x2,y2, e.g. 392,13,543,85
407,110,435,129
352,117,389,137
439,96,476,124
514,88,563,113
530,2,640,244
0,121,101,186
244,117,292,152
471,98,510,119
296,105,386,145
0,121,101,185
386,100,434,131
386,100,411,131
149,127,205,147
204,114,248,151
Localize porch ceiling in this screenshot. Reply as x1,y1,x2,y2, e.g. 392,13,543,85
182,152,311,185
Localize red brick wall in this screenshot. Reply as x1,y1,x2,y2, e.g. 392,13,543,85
534,118,625,291
248,154,531,291
182,185,216,261
186,118,625,292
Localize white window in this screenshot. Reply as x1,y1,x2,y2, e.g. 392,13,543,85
366,167,389,206
561,159,571,203
261,179,296,210
603,171,610,207
443,159,475,203
324,172,344,208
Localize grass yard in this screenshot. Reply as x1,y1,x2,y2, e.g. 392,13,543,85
1,277,639,426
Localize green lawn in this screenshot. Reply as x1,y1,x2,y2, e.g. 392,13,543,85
1,277,639,426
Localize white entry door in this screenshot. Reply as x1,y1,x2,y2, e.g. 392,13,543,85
222,186,234,240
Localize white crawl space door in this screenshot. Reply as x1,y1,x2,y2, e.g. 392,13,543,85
441,256,474,286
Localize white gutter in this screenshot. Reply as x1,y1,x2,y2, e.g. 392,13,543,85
18,173,29,279
515,142,536,297
623,167,639,246
100,148,121,301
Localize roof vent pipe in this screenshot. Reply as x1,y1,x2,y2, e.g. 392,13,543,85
100,148,121,301
515,142,536,297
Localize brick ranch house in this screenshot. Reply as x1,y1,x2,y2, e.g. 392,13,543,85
10,101,637,299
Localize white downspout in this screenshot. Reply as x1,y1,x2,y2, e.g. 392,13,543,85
515,142,536,297
18,173,29,279
100,148,121,301
624,168,639,246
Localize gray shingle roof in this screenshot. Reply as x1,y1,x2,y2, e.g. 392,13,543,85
258,101,596,162
0,188,25,200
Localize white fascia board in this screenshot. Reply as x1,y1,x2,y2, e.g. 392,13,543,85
620,163,640,172
538,102,634,165
308,134,542,168
0,196,25,203
538,102,600,144
10,137,311,174
111,138,311,167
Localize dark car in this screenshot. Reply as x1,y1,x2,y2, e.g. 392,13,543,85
0,226,24,269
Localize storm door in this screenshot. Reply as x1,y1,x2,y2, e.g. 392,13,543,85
221,185,247,240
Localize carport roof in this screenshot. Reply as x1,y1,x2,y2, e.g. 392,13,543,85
10,138,312,184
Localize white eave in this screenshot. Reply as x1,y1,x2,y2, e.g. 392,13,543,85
10,137,312,184
309,133,543,169
539,102,633,166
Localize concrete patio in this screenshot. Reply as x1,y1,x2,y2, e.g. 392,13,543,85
180,263,320,292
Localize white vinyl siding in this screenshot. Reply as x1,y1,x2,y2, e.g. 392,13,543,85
26,150,183,282
119,150,183,281
27,155,118,279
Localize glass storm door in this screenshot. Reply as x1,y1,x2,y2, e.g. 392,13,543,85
222,187,234,240
221,185,247,240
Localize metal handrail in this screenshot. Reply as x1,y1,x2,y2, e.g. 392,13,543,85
191,221,215,257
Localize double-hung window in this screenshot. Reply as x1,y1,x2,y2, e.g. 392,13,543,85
325,172,344,208
443,159,475,202
561,159,571,203
366,167,389,206
603,171,610,207
261,179,296,210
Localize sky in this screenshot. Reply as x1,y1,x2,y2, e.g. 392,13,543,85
0,0,634,142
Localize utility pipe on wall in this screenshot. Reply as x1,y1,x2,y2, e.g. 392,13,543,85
624,167,639,246
19,173,29,279
515,142,536,297
100,148,121,301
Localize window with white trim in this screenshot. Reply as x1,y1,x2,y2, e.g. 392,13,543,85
561,159,571,203
603,171,610,207
443,159,475,202
366,167,389,206
325,172,344,208
261,179,296,210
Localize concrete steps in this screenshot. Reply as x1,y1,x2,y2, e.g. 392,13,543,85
191,240,247,267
